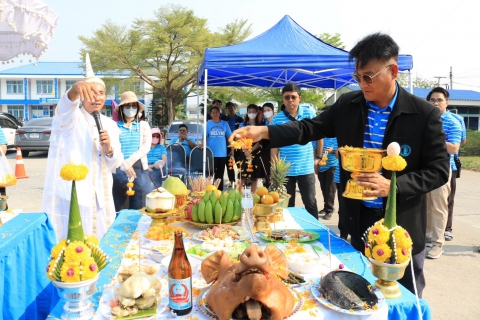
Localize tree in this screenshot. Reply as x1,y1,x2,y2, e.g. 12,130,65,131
318,33,346,49
397,73,437,88
79,4,251,123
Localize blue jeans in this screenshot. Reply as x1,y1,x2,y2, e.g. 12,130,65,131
285,173,318,219
149,167,166,189
112,160,151,211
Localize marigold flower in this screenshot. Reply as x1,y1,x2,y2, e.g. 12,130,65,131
51,239,67,259
60,164,89,181
382,155,407,171
84,235,100,246
126,190,135,196
365,247,372,258
126,182,134,188
372,244,392,263
46,260,58,281
60,260,81,282
64,241,91,261
81,258,99,280
393,227,413,249
368,223,390,245
395,247,411,264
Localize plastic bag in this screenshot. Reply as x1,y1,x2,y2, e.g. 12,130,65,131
0,149,17,187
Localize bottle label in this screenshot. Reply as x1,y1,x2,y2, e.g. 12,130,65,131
168,277,192,310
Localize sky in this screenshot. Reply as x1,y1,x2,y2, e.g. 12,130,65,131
2,0,479,91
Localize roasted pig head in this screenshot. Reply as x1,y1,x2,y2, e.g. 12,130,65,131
201,244,294,320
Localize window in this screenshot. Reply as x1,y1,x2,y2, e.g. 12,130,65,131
31,105,50,118
65,80,76,91
36,80,53,95
6,80,23,94
133,81,141,92
0,117,17,129
7,106,24,119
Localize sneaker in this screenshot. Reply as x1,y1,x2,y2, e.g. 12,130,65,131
426,245,444,259
324,212,333,220
318,210,326,216
444,231,453,241
425,242,433,248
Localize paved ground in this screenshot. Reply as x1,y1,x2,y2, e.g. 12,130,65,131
5,151,480,319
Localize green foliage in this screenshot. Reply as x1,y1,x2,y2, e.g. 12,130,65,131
462,129,480,155
397,74,437,89
318,33,346,49
460,156,480,170
212,18,252,46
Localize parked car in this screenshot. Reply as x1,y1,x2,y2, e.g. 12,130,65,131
0,112,23,149
14,117,53,157
165,120,204,145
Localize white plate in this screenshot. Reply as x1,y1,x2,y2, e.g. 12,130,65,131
192,226,249,242
99,284,168,320
311,279,385,316
160,254,202,271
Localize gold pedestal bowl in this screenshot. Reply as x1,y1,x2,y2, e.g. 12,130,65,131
140,207,174,228
338,147,386,200
253,203,277,232
369,258,409,299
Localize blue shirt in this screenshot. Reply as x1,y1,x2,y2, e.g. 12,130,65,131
225,114,243,132
117,121,141,159
334,163,341,184
0,126,7,145
169,136,195,157
147,144,167,165
317,138,339,172
451,113,467,143
272,106,316,176
441,111,462,171
204,120,232,157
362,85,399,209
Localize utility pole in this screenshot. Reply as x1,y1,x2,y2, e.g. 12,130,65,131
434,76,447,86
450,66,453,90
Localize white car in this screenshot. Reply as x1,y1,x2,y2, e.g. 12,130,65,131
0,113,23,148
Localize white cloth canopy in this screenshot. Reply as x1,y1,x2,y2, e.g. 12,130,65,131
0,0,58,62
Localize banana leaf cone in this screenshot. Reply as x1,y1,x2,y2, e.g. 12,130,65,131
66,180,85,242
384,172,397,229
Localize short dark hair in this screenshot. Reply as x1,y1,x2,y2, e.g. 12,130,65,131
426,87,449,101
226,102,235,108
349,33,399,69
179,124,188,130
210,106,220,113
212,99,222,105
282,83,301,96
262,102,274,110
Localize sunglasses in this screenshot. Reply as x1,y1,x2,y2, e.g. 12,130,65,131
123,104,138,109
352,64,392,84
283,95,299,101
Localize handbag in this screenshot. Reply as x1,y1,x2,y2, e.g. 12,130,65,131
454,155,462,179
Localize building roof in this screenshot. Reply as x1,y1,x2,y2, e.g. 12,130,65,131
0,62,130,77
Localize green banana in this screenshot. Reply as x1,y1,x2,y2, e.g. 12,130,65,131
220,192,228,214
233,199,242,221
198,201,206,222
203,191,211,202
224,199,234,222
235,191,242,202
205,201,214,224
214,201,223,224
228,189,236,201
192,204,199,222
210,190,218,207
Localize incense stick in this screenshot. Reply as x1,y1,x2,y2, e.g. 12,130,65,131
148,173,159,190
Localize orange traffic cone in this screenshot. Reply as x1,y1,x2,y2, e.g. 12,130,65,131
15,147,29,179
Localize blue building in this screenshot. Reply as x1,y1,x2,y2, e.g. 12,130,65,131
0,62,152,121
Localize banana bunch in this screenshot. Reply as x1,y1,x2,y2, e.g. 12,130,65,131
192,189,242,224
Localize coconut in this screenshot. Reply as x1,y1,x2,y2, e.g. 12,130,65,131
161,176,188,195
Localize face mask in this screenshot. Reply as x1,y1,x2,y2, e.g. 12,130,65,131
123,108,137,118
264,111,273,119
152,137,160,144
248,113,257,119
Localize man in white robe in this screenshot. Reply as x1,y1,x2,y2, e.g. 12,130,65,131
42,57,123,240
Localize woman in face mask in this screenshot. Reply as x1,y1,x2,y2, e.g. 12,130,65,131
262,102,275,125
237,104,266,193
147,128,167,187
112,91,152,211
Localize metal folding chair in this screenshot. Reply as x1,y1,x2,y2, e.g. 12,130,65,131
166,144,187,182
188,146,214,180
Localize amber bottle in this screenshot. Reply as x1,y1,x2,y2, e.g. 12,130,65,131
168,230,192,315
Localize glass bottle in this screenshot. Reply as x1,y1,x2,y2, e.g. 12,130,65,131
168,231,192,316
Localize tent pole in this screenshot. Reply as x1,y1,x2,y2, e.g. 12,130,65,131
203,69,208,178
334,79,337,102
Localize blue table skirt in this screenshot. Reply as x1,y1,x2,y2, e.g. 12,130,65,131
287,207,432,320
49,209,432,320
0,213,57,320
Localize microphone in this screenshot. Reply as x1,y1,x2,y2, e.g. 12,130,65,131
92,111,103,135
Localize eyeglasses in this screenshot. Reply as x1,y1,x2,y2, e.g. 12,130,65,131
429,98,446,104
283,95,299,101
352,64,392,84
123,104,138,109
178,129,187,132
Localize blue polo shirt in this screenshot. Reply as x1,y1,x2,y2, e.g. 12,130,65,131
225,114,243,132
362,85,399,209
317,138,338,172
441,111,462,172
117,121,141,159
204,120,232,157
147,144,167,165
0,126,7,145
169,136,195,156
450,112,466,171
272,106,316,176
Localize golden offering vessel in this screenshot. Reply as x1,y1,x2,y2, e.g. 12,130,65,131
338,147,386,200
369,258,409,299
253,203,277,232
140,208,174,228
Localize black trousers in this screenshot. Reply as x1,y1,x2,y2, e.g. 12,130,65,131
285,173,318,219
446,170,457,231
336,182,349,238
351,205,426,297
317,167,337,213
214,157,227,191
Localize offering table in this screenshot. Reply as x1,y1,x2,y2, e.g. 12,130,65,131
48,208,432,320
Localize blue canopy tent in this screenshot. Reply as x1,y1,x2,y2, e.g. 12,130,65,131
196,15,413,176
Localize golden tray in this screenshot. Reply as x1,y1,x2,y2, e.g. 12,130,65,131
185,220,240,229
338,147,386,173
253,203,277,216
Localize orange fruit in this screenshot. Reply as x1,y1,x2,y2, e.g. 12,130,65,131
205,185,217,193
268,191,280,203
252,193,261,204
256,186,269,197
216,190,222,200
261,194,274,205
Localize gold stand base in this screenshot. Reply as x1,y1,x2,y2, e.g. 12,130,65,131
342,180,377,200
374,279,402,299
255,215,272,232
140,208,173,228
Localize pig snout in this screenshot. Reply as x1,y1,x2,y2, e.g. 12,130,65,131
239,246,268,268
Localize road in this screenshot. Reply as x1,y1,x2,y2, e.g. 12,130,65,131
4,150,480,319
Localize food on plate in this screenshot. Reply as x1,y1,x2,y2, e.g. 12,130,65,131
144,225,188,241
110,305,139,318
117,260,160,283
269,230,316,242
283,243,321,274
188,239,248,259
320,270,378,310
145,188,175,213
115,272,162,315
196,225,242,241
201,244,294,320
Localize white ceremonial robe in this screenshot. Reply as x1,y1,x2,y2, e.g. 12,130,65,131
42,92,124,241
